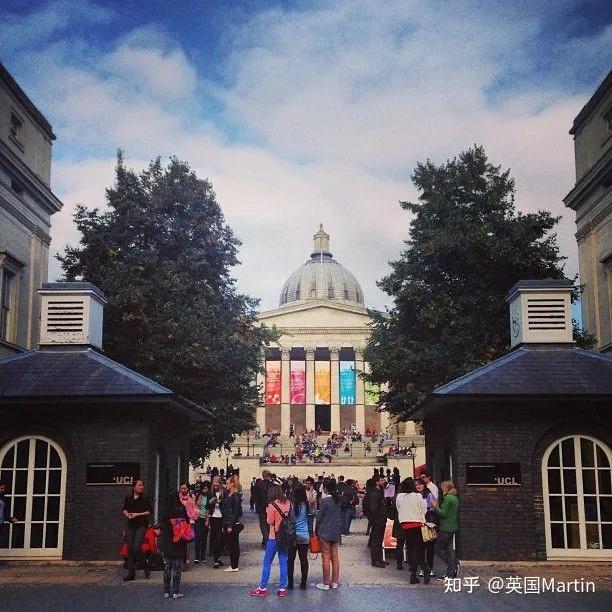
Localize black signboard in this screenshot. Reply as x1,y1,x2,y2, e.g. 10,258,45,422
466,463,521,486
86,462,140,486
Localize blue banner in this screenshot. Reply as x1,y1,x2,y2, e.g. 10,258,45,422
339,361,356,405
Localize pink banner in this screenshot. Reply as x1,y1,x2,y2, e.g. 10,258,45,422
290,361,306,404
265,361,281,405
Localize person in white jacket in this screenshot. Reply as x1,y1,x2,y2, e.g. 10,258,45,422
395,478,429,584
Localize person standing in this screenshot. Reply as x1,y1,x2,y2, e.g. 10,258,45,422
417,478,436,579
250,485,291,598
368,474,388,568
315,478,342,590
287,485,310,590
178,482,199,568
396,478,429,585
121,479,152,581
420,471,439,500
159,496,188,599
432,480,459,579
255,470,274,548
250,477,258,511
194,481,210,563
221,475,242,572
207,476,224,568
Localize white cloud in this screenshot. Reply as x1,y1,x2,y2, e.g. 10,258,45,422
9,1,603,310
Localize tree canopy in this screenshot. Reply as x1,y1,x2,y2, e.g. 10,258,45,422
364,145,594,419
59,153,275,460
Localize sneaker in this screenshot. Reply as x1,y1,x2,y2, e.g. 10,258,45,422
164,593,171,599
193,559,200,564
172,593,184,599
223,567,239,572
436,575,448,581
418,570,424,577
315,583,330,591
278,589,286,597
213,562,220,569
430,570,435,577
331,582,339,589
250,587,268,597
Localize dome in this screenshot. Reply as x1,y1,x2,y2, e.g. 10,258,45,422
279,225,365,307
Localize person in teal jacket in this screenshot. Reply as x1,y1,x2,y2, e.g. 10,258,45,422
431,480,459,579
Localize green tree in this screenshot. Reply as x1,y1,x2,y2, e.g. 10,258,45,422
59,153,275,460
365,145,595,419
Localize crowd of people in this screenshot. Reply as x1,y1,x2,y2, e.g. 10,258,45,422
117,466,459,599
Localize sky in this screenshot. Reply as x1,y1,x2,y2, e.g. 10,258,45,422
1,0,611,312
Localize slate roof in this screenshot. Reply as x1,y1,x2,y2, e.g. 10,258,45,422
0,348,173,397
433,346,612,396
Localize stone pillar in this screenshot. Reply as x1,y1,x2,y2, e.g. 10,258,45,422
355,348,365,433
380,381,390,434
256,368,266,432
330,346,340,432
280,347,291,437
305,347,315,431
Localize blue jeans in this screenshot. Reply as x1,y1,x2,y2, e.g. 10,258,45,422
342,507,353,534
259,539,288,589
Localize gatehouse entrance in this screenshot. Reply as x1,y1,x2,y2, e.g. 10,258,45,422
315,405,331,432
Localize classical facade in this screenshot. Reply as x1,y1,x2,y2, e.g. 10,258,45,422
564,70,612,353
256,226,398,436
0,61,63,358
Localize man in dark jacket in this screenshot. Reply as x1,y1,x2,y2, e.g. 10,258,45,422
254,470,273,548
368,474,388,568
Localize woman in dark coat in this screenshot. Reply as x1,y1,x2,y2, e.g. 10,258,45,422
220,475,242,571
159,495,188,599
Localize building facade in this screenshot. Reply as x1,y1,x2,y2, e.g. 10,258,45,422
0,61,63,357
564,70,612,354
0,283,208,560
256,226,406,436
417,279,612,561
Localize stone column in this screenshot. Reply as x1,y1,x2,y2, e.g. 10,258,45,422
305,347,315,431
330,347,340,432
256,368,266,432
355,348,365,433
280,347,291,437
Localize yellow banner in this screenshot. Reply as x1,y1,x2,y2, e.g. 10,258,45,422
314,361,331,404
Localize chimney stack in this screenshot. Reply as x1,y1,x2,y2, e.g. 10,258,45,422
506,279,574,348
38,282,107,350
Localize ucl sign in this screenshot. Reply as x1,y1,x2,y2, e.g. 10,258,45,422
466,463,521,486
86,462,140,486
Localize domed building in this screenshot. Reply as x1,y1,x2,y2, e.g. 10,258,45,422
256,225,391,436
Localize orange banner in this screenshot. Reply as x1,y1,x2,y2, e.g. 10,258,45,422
314,361,330,404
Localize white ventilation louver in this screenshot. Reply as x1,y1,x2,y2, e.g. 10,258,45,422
506,280,574,348
39,283,107,349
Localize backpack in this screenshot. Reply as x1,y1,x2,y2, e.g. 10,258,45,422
271,501,296,550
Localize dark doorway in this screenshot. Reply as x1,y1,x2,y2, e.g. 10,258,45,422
315,405,331,432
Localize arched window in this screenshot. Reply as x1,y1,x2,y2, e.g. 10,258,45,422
0,436,67,558
542,435,611,559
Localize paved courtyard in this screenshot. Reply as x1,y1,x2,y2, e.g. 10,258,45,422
1,503,610,611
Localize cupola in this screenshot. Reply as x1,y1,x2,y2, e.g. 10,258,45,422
506,279,574,348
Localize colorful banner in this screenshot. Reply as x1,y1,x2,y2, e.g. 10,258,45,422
365,380,380,405
339,360,356,405
265,360,281,405
314,360,331,405
290,360,306,404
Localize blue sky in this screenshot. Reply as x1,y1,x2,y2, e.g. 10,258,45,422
1,0,611,312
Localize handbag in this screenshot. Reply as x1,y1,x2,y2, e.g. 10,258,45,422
421,522,438,542
309,533,321,554
234,522,244,534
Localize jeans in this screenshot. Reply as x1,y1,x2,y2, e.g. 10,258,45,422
163,555,182,595
125,524,146,572
320,538,340,585
259,539,288,590
341,507,353,534
194,518,208,561
287,541,309,587
436,531,456,577
258,511,269,545
403,526,426,573
224,528,240,569
369,521,385,564
209,517,224,562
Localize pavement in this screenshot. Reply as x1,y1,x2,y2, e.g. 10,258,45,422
1,503,611,611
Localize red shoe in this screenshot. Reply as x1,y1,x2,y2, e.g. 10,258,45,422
278,589,286,598
250,587,268,597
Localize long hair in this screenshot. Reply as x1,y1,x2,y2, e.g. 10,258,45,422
268,485,287,503
227,475,240,492
323,478,340,503
292,485,307,516
399,477,416,494
440,480,457,495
